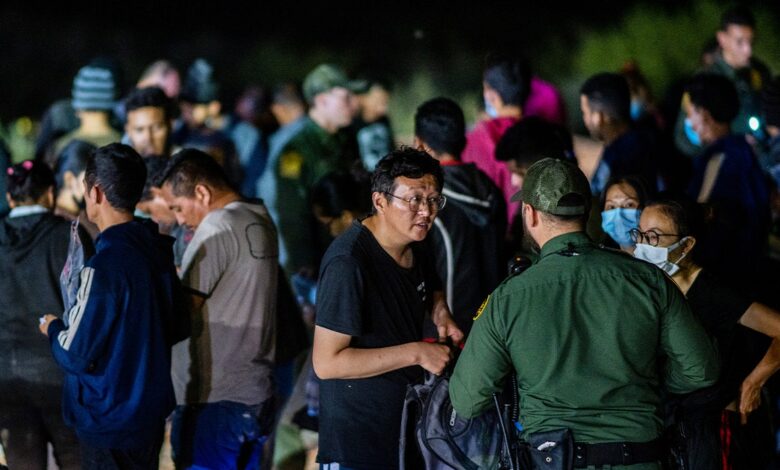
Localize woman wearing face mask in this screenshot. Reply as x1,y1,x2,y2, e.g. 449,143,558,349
600,175,648,253
633,198,780,469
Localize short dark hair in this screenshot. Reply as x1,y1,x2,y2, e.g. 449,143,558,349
414,97,467,157
84,143,147,213
686,73,740,124
720,5,755,30
311,171,371,218
495,116,573,168
483,53,532,107
140,155,169,202
55,139,96,190
125,86,176,121
539,210,588,228
160,148,232,197
6,160,55,204
580,72,632,123
371,147,443,205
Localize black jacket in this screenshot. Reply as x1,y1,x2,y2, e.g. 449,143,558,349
0,212,91,386
428,163,507,336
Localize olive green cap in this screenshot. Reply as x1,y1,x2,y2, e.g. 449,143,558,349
510,158,590,216
302,64,366,103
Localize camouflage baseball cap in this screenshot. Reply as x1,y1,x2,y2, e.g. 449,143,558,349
302,64,366,103
510,158,590,216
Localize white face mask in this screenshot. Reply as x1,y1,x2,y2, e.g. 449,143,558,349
633,238,688,276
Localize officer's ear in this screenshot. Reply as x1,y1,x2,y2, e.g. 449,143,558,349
312,92,327,111
523,202,541,229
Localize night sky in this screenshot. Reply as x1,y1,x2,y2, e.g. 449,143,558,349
0,1,774,120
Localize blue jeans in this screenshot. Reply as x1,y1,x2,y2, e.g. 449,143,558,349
171,400,274,470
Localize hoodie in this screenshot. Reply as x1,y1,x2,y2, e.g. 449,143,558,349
0,212,75,386
47,219,181,449
428,163,507,336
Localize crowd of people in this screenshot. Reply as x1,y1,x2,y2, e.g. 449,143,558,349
2,4,780,470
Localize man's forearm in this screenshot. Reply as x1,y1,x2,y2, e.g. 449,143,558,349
431,291,449,323
744,337,780,389
313,341,421,380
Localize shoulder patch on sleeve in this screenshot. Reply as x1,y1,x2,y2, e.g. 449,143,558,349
473,295,491,321
279,151,304,179
751,69,763,90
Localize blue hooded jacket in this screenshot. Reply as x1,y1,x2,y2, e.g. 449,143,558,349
48,219,184,449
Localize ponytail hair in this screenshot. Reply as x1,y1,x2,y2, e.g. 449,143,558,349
6,160,56,204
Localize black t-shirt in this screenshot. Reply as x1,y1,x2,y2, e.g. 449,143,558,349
685,269,761,408
315,219,439,469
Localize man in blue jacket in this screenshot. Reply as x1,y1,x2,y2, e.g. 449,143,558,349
39,143,183,469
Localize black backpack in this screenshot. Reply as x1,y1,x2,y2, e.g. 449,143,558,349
399,257,533,470
399,369,521,470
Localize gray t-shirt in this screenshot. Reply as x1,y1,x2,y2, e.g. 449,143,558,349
172,200,278,405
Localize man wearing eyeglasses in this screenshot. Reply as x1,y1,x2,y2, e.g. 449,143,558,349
449,158,718,469
312,148,463,470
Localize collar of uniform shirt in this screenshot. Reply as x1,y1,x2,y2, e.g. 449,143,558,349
539,231,591,259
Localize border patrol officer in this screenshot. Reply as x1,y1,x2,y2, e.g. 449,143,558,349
273,64,363,277
449,158,719,469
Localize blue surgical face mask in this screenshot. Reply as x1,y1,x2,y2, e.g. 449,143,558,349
684,118,701,147
484,98,499,119
601,208,641,247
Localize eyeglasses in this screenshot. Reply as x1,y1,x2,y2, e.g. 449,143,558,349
629,228,682,247
384,192,447,212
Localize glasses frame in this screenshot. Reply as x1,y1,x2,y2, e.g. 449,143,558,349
384,192,447,213
629,228,683,247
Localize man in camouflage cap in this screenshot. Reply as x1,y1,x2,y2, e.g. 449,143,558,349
449,158,718,469
271,64,363,278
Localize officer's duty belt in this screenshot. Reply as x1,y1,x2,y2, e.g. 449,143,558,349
573,438,664,468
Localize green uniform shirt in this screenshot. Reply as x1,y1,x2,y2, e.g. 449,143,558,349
274,117,351,275
449,232,718,446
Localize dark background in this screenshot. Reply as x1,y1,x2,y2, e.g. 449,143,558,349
0,1,777,128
